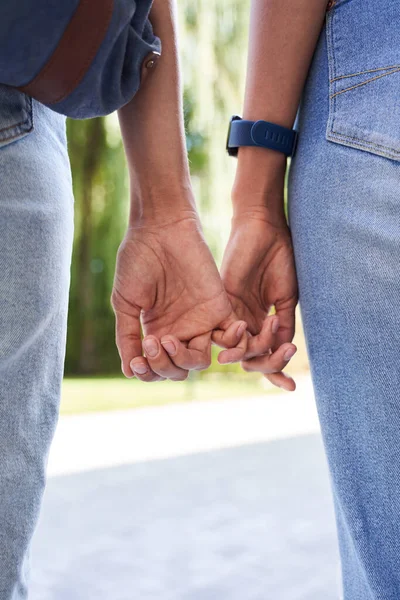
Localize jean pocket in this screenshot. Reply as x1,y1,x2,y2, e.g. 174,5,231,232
325,0,400,161
0,84,34,149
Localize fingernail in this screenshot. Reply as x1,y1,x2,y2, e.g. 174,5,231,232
131,362,148,375
143,339,159,358
272,317,279,334
161,340,176,356
218,355,232,365
283,347,297,361
236,322,247,339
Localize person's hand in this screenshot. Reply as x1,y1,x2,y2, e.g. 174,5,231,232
213,205,299,391
111,208,247,382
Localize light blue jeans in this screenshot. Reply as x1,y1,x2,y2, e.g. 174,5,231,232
0,85,74,599
288,1,400,598
2,2,400,599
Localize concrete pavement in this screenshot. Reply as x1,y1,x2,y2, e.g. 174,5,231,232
29,374,341,600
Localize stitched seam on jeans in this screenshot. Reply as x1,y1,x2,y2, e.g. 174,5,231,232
0,123,33,144
324,0,400,159
0,94,33,139
329,131,400,156
326,9,338,139
331,0,352,7
330,68,400,98
0,120,26,134
29,94,34,136
331,64,400,82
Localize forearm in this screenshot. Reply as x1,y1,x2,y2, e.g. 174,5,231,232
117,0,195,226
233,0,329,217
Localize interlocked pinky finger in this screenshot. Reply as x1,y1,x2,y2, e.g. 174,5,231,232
240,342,297,391
240,342,297,374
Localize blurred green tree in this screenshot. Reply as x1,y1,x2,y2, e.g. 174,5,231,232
65,116,128,374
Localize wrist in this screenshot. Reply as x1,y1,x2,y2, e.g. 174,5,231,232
235,144,287,186
128,181,198,228
231,203,288,231
232,147,287,224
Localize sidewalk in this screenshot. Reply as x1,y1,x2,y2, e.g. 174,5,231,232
31,374,341,600
47,373,320,476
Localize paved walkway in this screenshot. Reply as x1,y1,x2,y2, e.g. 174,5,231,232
30,375,341,600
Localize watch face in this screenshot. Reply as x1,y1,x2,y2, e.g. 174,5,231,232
226,115,241,157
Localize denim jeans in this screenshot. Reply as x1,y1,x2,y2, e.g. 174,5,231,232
288,1,400,598
0,85,74,599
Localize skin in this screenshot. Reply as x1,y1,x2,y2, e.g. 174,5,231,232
113,0,249,383
112,0,328,389
213,0,330,390
111,210,248,381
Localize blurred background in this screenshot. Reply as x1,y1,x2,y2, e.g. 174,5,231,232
30,1,340,599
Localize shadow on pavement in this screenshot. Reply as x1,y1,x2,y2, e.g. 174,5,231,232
30,433,340,600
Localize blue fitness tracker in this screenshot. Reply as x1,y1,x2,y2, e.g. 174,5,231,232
226,115,298,157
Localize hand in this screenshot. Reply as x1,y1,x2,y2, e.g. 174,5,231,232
213,206,299,391
111,209,247,382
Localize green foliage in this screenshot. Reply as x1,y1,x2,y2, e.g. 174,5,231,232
184,89,208,175
65,116,128,374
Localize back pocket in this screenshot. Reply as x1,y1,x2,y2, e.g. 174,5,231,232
326,0,400,161
0,84,33,149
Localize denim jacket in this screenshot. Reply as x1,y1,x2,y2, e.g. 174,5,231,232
0,0,161,119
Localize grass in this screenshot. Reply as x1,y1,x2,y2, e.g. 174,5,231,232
60,373,285,416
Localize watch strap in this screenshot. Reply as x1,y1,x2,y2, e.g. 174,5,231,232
228,118,298,157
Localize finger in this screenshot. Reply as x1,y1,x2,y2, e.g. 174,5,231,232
160,332,212,371
142,336,189,381
240,342,297,374
129,352,166,383
130,356,166,383
264,371,296,392
211,320,247,348
244,314,280,359
211,319,249,364
112,302,142,379
217,328,248,364
271,300,296,352
113,302,162,381
265,371,296,391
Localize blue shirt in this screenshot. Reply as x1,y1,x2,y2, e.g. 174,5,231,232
0,0,161,119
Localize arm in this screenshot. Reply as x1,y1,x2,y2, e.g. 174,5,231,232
218,0,329,391
233,0,329,217
117,0,193,225
112,0,247,383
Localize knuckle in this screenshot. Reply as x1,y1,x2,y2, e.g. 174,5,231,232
110,288,131,313
110,289,122,311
